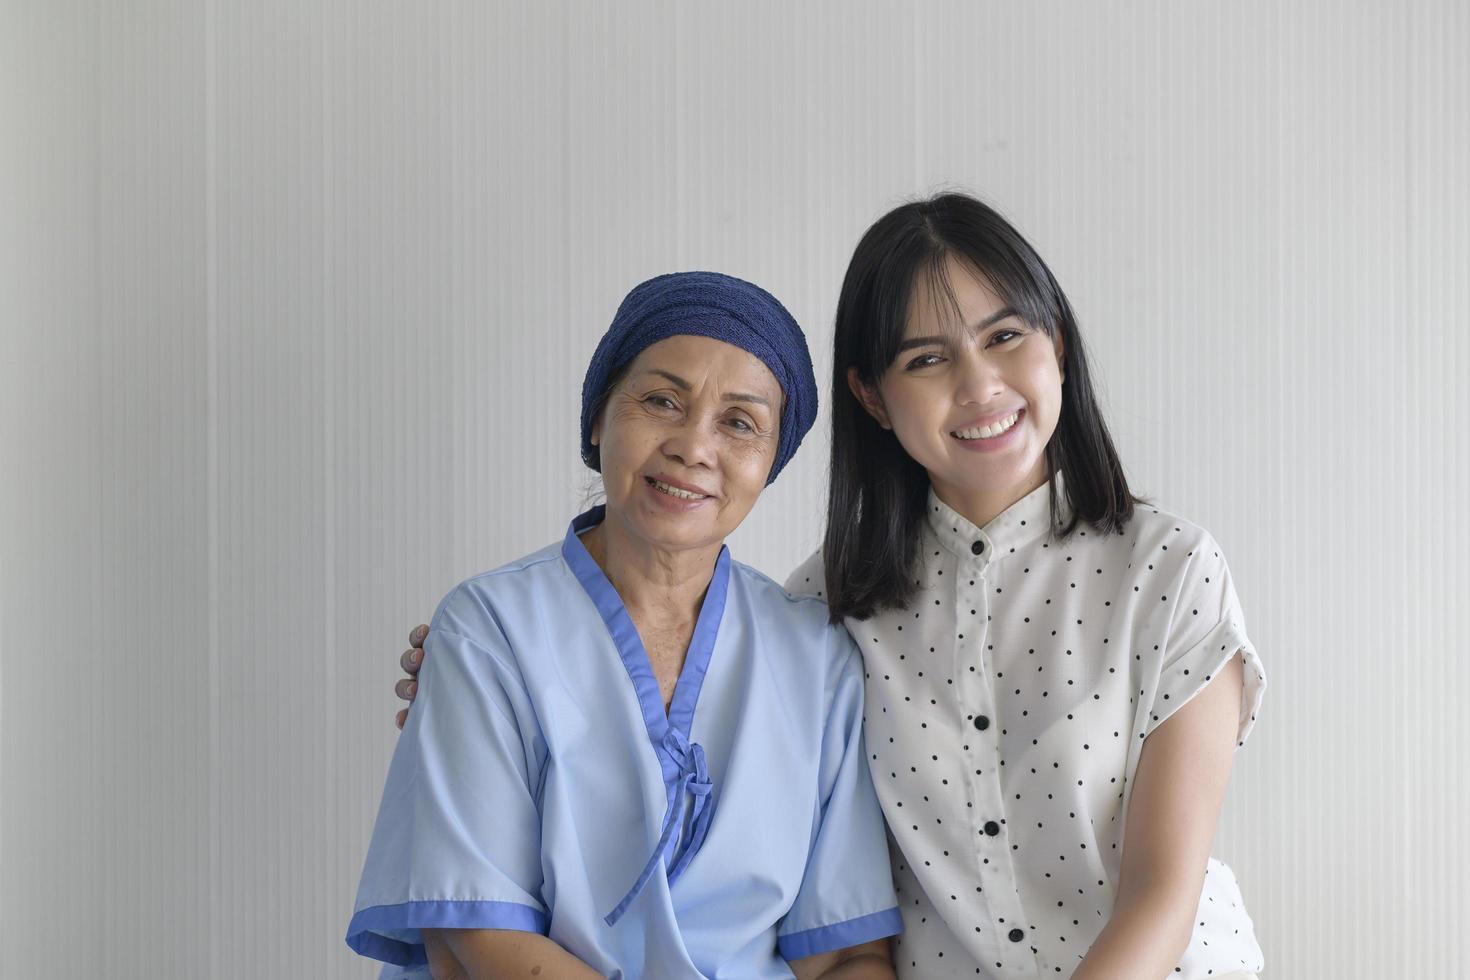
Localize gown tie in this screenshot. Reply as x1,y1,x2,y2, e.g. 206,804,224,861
604,727,715,926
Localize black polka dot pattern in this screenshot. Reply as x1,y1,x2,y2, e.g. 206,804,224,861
785,479,1267,979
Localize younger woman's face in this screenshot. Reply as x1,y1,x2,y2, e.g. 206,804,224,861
854,254,1065,517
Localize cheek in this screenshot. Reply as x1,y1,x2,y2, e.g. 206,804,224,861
738,439,777,476
599,416,657,480
1025,366,1064,435
720,439,778,495
883,383,946,445
1037,363,1064,409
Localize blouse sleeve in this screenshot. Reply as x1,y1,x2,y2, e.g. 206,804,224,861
783,548,827,601
345,586,549,973
1143,532,1267,748
776,632,903,962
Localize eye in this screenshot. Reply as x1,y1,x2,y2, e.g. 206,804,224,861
904,353,945,370
645,393,679,410
726,416,754,434
988,328,1024,346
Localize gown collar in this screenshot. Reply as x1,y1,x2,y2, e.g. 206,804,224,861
560,506,730,925
561,506,731,744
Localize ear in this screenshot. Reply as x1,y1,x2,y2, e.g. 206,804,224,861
590,414,602,447
846,367,892,430
1052,330,1067,384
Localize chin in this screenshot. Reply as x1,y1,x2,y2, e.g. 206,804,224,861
958,453,1043,488
631,509,720,543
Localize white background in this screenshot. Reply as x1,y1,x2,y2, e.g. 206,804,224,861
2,2,1466,977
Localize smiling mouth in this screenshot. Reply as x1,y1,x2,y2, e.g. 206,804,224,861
646,477,711,501
951,410,1022,441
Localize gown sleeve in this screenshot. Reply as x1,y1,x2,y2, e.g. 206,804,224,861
1143,531,1267,747
775,630,903,962
346,585,549,974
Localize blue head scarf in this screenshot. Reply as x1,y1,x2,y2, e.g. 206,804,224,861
580,271,818,484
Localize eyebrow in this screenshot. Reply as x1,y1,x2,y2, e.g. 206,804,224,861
643,369,773,408
895,306,1020,353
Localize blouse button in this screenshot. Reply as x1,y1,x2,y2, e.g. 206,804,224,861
973,715,990,731
1008,928,1025,943
984,820,1001,836
971,539,985,555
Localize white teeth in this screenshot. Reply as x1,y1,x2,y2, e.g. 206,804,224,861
952,412,1020,440
652,479,705,500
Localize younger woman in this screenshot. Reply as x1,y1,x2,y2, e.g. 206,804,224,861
801,194,1266,979
394,194,1267,980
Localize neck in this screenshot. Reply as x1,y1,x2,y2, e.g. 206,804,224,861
581,511,720,624
932,465,1049,530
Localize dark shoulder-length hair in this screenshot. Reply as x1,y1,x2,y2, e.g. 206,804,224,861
824,192,1139,622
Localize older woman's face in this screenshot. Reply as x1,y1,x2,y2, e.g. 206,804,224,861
591,335,783,556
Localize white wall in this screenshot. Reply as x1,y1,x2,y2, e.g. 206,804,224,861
2,1,1466,976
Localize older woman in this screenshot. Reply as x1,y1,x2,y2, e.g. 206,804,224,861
346,273,902,979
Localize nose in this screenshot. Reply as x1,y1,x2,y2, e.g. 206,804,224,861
660,415,719,470
954,350,1004,405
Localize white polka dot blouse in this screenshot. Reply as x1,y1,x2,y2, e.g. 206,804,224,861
786,476,1267,979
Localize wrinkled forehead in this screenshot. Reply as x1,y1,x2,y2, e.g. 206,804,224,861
623,334,784,401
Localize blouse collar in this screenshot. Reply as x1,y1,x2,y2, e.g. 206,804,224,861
925,473,1070,563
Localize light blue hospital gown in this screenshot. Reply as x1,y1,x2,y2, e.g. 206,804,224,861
347,507,901,978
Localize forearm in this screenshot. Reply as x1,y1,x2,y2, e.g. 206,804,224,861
1073,652,1247,980
426,928,604,980
1069,885,1196,980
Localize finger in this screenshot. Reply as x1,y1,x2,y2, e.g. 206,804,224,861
400,646,423,674
395,678,418,702
410,623,429,647
395,708,408,730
